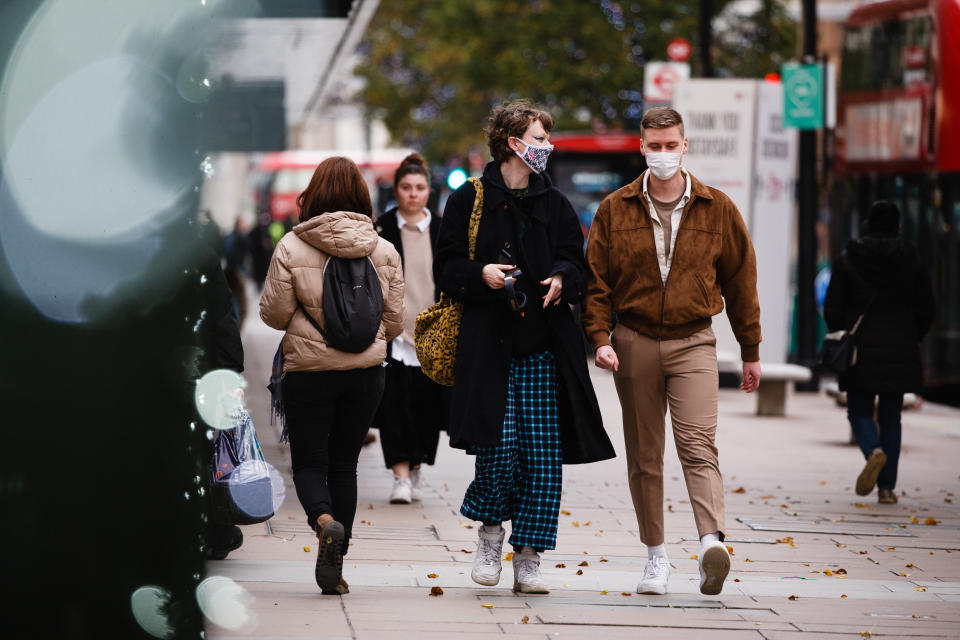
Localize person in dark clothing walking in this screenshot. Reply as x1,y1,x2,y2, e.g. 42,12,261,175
434,100,615,594
824,200,935,504
373,153,450,504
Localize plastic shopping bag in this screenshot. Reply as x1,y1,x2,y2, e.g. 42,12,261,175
210,410,276,525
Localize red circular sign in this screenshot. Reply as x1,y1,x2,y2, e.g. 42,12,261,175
667,37,692,62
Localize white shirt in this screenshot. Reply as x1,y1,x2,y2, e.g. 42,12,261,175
642,169,691,285
391,209,432,366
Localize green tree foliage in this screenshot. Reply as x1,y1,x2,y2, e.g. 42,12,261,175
712,0,799,78
355,0,796,162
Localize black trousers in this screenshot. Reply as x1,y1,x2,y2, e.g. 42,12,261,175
283,366,385,554
376,359,446,469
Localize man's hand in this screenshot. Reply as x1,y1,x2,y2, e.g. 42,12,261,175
481,264,515,290
595,345,619,372
540,273,563,308
741,361,762,393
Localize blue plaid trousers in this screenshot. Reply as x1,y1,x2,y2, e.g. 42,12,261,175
460,351,562,551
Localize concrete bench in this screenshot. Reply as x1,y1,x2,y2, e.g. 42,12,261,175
734,361,812,417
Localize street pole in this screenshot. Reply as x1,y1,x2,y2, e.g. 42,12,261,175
699,0,714,77
796,0,819,390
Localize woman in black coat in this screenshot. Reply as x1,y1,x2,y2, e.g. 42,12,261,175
373,153,449,505
434,100,615,594
824,200,935,504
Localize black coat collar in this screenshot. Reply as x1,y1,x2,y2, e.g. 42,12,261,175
481,162,553,225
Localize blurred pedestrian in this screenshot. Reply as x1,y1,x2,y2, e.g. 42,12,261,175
823,200,935,504
373,153,450,504
434,100,615,594
259,157,404,595
247,210,274,290
583,107,762,596
221,216,250,326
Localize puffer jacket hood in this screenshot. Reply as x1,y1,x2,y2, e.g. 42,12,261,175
294,211,379,258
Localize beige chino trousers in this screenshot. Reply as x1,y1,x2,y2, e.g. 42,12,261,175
611,324,724,546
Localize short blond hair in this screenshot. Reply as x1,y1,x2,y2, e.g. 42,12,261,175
641,107,684,139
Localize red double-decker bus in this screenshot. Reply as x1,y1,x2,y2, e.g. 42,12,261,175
832,0,960,395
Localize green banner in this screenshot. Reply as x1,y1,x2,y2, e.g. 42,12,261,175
782,63,823,129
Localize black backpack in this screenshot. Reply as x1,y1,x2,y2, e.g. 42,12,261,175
299,256,383,353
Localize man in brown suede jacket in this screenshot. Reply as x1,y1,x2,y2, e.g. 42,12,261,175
583,107,762,597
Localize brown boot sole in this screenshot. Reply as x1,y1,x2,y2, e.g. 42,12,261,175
856,451,887,496
315,521,345,594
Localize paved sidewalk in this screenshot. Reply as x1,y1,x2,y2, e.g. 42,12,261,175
208,306,960,639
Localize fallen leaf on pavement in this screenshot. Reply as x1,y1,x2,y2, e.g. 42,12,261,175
914,586,927,592
910,516,919,524
841,594,847,598
734,578,740,582
925,518,938,526
621,592,632,596
504,552,513,561
824,569,834,576
732,487,746,493
905,564,914,568
860,632,873,638
429,587,443,596
668,505,674,512
726,545,734,555
600,558,609,562
576,569,584,575
898,572,912,577
759,494,774,499
480,604,494,609
303,545,311,552
746,558,754,563
572,521,580,527
521,616,529,624
690,555,698,560
555,563,566,568
460,549,472,553
584,520,592,526
600,590,609,594
855,503,866,508
788,595,798,601
578,561,589,566
427,573,438,579
561,509,571,515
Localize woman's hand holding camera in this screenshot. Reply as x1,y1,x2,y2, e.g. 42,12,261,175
482,263,516,290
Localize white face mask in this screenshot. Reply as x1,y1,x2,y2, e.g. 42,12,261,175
512,137,554,173
644,151,683,180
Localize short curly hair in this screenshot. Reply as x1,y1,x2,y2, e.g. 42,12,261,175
486,100,555,164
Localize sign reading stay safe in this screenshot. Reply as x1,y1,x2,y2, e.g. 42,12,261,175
781,63,823,129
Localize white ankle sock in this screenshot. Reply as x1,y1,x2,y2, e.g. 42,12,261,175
481,523,501,534
700,532,721,553
647,543,667,559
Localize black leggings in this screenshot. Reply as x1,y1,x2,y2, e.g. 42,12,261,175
283,366,385,553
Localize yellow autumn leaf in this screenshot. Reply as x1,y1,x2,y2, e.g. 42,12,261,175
841,594,848,598
504,552,514,561
560,509,571,515
621,592,632,596
427,573,438,579
855,503,866,508
914,586,927,592
905,564,914,568
599,557,609,562
910,516,919,524
745,558,754,563
600,589,609,594
732,486,746,493
584,520,592,526
429,586,444,596
572,521,580,527
925,518,938,526
819,481,826,485
461,523,474,528
726,545,734,555
521,615,529,623
690,554,698,560
480,603,494,609
824,569,834,576
578,561,589,566
555,563,566,568
860,632,873,638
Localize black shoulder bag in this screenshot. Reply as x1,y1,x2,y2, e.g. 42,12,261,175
818,291,878,375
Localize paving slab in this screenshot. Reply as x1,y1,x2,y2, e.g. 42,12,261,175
204,302,960,638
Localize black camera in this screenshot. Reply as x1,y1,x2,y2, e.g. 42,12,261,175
498,246,527,313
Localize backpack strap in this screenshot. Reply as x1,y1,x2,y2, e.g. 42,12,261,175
298,300,326,338
466,177,484,260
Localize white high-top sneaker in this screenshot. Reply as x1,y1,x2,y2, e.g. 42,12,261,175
512,546,549,594
699,541,730,595
471,525,505,586
637,556,671,595
389,476,412,504
410,467,423,501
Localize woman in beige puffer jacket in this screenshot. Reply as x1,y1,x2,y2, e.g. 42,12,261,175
259,156,404,595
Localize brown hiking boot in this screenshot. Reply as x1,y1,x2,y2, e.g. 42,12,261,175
856,449,887,496
878,488,898,504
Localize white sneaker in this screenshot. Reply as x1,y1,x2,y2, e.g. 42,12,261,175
389,476,412,504
637,556,671,595
410,468,423,501
699,542,730,595
471,526,504,586
512,547,549,594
